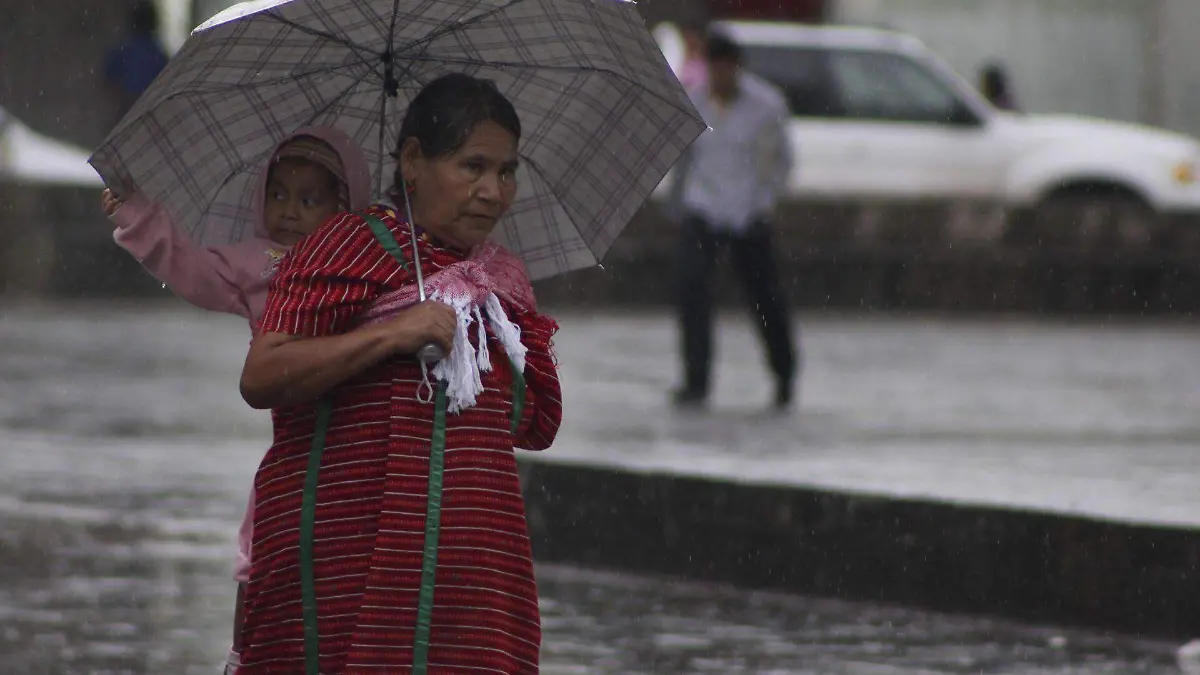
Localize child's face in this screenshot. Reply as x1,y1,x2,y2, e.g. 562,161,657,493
262,158,340,246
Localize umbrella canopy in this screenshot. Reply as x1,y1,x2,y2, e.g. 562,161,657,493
0,109,103,187
89,0,704,280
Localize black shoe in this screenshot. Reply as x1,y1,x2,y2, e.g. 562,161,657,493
774,381,794,410
671,387,707,408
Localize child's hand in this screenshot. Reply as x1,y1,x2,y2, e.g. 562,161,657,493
101,189,125,216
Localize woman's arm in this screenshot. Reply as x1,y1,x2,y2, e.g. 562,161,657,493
486,255,560,450
513,310,562,451
106,191,252,318
239,213,455,410
240,303,453,410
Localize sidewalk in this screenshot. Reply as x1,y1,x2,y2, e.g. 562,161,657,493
519,311,1200,639
541,311,1200,527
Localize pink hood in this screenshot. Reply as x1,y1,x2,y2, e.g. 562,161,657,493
249,125,373,240
110,125,373,332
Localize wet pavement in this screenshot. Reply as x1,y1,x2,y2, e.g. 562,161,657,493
548,312,1200,527
0,301,1193,673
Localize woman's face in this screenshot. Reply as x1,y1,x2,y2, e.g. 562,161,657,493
402,120,520,252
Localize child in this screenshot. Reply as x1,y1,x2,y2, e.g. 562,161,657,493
101,127,372,674
103,127,371,327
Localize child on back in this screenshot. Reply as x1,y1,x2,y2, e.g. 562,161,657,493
100,126,371,674
103,127,371,327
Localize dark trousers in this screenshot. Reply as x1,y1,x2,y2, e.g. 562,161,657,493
676,214,798,396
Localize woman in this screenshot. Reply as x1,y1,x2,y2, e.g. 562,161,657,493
236,73,561,675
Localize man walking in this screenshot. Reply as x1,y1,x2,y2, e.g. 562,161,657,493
671,31,798,409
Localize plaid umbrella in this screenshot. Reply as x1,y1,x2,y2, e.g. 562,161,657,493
88,0,704,281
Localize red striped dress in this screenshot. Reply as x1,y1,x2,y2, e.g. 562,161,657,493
238,205,561,674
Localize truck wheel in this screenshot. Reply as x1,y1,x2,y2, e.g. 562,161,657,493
1032,189,1154,252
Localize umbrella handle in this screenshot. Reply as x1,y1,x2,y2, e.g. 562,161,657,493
401,184,444,366
417,343,445,364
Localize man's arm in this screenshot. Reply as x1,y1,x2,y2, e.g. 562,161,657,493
759,92,794,197
666,85,709,223
665,145,695,224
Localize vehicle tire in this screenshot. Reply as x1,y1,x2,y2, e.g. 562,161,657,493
1030,187,1155,253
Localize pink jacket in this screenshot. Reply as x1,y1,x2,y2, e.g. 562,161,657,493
110,126,373,330
110,127,371,587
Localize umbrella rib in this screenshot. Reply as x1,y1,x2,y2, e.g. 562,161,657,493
389,0,523,60
513,152,597,261
387,0,401,54
263,10,385,81
155,62,378,99
375,85,390,197
398,55,702,119
374,1,520,91
371,0,696,120
300,73,380,132
518,149,658,260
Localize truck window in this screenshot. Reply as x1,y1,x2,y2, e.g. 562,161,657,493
739,46,843,118
828,50,969,124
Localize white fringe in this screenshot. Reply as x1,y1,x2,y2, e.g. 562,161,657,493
474,305,491,374
425,291,529,415
430,290,477,414
485,292,526,373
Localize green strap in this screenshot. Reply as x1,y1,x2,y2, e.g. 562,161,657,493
412,381,449,675
355,210,522,672
362,214,409,270
300,399,334,675
508,358,526,436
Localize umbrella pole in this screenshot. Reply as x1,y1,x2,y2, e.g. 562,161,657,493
401,181,429,302
402,180,446,365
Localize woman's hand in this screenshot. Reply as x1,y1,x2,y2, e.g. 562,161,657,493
240,301,458,410
381,301,457,356
101,189,125,216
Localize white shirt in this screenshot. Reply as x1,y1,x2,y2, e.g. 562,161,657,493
678,71,793,232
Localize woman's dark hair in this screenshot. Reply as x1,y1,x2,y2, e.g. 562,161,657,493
392,73,521,192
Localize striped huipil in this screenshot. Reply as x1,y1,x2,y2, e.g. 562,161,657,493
239,205,561,674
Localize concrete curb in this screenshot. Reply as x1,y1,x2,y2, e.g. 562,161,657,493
518,458,1200,639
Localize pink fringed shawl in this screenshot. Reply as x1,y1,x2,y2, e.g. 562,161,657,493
357,242,536,413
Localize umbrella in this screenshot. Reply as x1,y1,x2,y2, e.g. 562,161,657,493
88,0,705,283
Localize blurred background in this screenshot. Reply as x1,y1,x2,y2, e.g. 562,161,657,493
2,0,1200,673
4,0,1200,309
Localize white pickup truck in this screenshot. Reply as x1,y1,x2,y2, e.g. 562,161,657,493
654,20,1200,231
